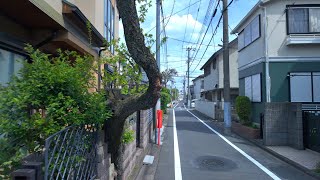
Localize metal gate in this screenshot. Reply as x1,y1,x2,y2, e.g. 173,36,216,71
44,125,98,180
302,104,320,153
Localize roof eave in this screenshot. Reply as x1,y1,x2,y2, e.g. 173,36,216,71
231,0,264,34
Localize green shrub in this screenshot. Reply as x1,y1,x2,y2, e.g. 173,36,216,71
235,96,251,125
121,129,135,144
161,87,171,113
0,46,111,175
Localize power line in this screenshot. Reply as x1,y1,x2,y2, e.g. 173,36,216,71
167,37,217,47
191,0,234,73
145,0,201,34
190,0,218,59
161,3,168,69
180,0,192,63
188,0,202,44
189,0,220,67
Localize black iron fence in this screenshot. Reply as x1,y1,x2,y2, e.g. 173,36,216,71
44,125,98,180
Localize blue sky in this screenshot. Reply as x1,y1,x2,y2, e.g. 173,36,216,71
119,0,259,91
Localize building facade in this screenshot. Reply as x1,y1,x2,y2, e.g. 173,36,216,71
0,0,119,87
200,39,239,105
192,74,204,100
231,0,320,124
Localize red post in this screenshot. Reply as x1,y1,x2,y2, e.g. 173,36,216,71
157,110,163,146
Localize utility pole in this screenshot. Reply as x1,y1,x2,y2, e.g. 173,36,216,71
183,76,186,103
186,47,194,108
223,0,231,130
155,0,161,143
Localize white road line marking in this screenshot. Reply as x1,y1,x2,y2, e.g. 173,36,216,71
173,109,182,180
173,102,179,109
185,109,281,180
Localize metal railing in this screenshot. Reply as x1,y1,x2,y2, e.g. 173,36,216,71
147,108,153,124
44,125,98,180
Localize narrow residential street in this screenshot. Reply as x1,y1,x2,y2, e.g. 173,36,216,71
155,101,317,180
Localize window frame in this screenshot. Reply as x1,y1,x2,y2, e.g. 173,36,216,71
289,72,320,103
286,4,320,35
238,15,261,51
244,73,262,103
204,65,211,77
104,0,115,54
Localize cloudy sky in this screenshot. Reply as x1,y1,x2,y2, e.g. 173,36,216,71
119,0,259,91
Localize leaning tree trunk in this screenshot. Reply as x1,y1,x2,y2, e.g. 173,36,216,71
107,0,162,179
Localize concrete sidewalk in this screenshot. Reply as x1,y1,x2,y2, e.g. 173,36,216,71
266,146,320,170
212,121,320,179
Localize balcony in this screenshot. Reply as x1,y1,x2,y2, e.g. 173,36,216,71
286,34,320,45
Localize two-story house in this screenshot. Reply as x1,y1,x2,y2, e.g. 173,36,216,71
231,0,320,151
192,74,204,100
0,0,119,89
196,38,239,119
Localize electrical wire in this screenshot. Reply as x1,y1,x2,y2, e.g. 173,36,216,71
167,37,218,47
191,0,235,73
180,0,193,63
145,0,201,34
189,0,221,67
188,0,202,44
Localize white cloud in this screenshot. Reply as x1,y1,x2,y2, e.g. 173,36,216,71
166,14,202,33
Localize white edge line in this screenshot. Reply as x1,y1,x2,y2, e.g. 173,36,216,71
173,109,182,180
173,102,179,109
185,109,281,180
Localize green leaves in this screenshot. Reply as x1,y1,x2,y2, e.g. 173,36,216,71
0,46,111,176
235,96,251,125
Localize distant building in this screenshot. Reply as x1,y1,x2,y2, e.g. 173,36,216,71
200,38,239,106
192,75,204,100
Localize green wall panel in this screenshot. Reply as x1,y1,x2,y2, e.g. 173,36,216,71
269,62,320,102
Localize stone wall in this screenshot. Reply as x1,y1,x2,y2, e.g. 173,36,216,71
119,109,154,180
96,131,116,180
264,103,303,149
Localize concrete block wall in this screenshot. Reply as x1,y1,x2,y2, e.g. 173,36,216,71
264,103,303,149
119,109,153,180
96,130,116,180
287,104,304,149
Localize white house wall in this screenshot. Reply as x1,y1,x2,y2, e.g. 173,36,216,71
204,62,219,91
193,78,202,99
266,0,320,58
237,8,265,69
218,47,239,89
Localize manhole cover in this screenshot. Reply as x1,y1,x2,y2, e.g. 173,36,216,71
195,156,237,171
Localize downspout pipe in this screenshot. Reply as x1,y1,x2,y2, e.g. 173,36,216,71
260,4,271,103
93,47,107,91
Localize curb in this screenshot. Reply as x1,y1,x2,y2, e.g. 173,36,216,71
230,128,320,179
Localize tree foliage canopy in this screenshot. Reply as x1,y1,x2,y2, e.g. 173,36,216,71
161,68,178,87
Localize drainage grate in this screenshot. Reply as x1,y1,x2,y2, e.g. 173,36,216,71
195,156,237,171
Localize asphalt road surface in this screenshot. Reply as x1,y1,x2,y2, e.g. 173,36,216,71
154,101,317,180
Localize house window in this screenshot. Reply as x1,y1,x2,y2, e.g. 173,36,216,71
238,15,261,50
289,72,320,102
204,66,211,77
212,60,216,70
287,5,320,34
104,0,115,54
244,73,261,102
0,48,24,86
